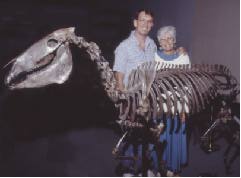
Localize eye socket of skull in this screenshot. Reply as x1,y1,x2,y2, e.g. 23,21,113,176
47,39,59,47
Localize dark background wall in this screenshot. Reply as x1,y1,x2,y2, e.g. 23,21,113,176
1,0,238,80
0,0,239,176
191,0,240,84
0,0,196,68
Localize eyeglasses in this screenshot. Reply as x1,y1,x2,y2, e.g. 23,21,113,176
159,37,174,43
137,18,153,25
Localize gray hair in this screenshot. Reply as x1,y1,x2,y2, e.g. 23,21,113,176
157,26,176,42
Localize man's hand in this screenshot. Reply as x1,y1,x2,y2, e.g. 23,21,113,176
176,47,187,56
114,72,125,91
180,112,186,122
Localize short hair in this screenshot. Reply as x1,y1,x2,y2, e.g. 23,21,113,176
157,26,176,42
134,9,154,20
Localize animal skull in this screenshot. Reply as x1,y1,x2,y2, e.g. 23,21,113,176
5,27,75,89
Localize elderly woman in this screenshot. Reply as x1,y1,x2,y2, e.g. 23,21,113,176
154,26,190,175
155,26,190,65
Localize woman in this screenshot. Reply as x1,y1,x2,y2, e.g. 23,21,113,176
155,26,190,175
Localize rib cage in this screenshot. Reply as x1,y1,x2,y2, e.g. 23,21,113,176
117,61,238,127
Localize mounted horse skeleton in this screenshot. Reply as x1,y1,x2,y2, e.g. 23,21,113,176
4,27,239,175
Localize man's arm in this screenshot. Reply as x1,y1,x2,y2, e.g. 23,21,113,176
114,71,125,91
113,43,127,91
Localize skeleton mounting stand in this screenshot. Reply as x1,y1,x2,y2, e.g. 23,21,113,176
201,106,220,153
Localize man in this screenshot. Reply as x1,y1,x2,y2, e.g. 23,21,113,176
113,9,157,176
113,9,156,91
